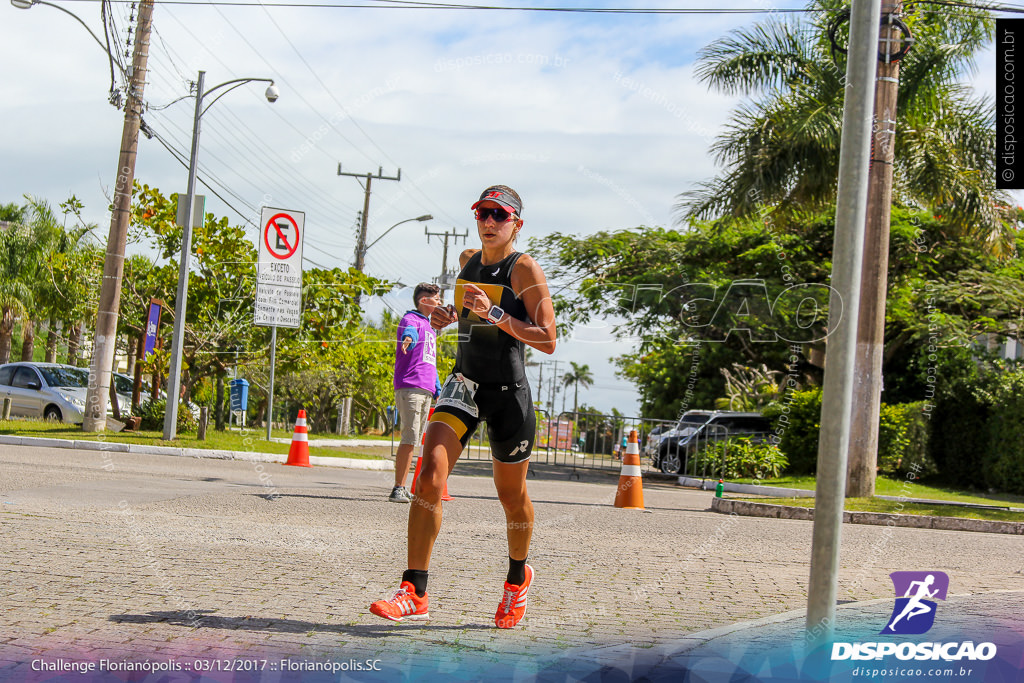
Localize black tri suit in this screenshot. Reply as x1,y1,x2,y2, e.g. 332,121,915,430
430,251,536,464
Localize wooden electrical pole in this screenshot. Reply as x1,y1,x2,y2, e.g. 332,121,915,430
335,165,399,435
337,165,401,272
847,1,909,498
83,0,155,431
426,226,468,298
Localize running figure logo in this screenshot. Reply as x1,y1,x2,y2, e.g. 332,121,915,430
882,571,949,635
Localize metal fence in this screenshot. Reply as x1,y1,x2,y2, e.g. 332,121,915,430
458,410,679,477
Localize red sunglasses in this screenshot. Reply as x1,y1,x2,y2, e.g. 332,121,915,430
474,207,515,222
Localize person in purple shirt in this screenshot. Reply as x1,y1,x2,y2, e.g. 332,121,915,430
390,283,442,503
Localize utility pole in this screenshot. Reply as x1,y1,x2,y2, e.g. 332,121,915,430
336,166,399,436
83,0,155,432
847,1,909,498
425,226,468,297
548,360,561,419
806,0,879,642
337,165,401,272
535,361,544,413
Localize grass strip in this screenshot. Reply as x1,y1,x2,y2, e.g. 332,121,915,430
0,420,383,460
741,496,1024,523
725,475,1024,508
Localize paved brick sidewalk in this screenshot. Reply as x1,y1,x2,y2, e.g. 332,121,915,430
1,445,1022,681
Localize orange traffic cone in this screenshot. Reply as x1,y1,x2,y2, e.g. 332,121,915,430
613,429,644,510
284,409,312,467
411,409,452,500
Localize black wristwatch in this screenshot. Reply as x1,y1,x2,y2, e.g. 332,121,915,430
486,304,504,324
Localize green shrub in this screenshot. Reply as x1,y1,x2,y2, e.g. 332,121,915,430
763,389,822,474
877,401,936,477
692,437,789,480
765,390,936,479
931,364,1024,495
138,398,199,434
984,372,1024,494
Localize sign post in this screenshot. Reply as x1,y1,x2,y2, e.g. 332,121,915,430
255,207,305,441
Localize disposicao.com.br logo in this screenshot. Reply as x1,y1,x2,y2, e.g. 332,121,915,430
831,571,998,662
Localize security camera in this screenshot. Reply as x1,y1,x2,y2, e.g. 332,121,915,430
265,83,279,103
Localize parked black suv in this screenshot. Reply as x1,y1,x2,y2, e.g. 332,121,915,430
654,410,772,474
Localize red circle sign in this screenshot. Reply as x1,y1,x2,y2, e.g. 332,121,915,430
264,213,300,260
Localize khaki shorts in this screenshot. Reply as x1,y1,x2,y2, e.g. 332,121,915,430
396,388,433,445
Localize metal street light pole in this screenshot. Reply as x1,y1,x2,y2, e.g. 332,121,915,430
361,215,433,257
162,71,279,441
806,0,880,643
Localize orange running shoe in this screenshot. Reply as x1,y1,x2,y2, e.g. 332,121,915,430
369,581,430,622
495,564,533,628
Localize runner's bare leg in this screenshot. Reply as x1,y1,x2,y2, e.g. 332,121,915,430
407,422,462,570
493,459,533,561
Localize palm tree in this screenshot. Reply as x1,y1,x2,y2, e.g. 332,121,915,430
680,0,1008,247
17,197,99,365
561,362,594,422
0,212,37,364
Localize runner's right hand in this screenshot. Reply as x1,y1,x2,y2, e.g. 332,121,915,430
431,304,458,330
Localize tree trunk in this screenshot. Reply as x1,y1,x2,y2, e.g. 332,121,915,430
44,317,58,363
215,373,225,430
20,318,34,362
66,322,82,365
125,335,137,376
0,307,13,365
339,396,352,435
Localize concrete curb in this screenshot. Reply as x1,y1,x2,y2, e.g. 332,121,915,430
4,435,393,471
710,496,1024,535
268,436,390,448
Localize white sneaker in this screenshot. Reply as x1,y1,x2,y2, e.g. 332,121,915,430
388,486,412,503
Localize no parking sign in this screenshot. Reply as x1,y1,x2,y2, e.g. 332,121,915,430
255,206,305,328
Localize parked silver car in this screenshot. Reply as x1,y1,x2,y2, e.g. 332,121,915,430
113,371,200,419
0,362,136,424
643,423,673,458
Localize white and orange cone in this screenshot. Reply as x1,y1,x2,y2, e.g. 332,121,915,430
613,429,644,509
284,409,312,467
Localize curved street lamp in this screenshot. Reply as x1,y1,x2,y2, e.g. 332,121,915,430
163,70,278,441
362,214,433,255
11,0,115,61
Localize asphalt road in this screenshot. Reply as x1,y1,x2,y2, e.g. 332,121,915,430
1,445,1022,681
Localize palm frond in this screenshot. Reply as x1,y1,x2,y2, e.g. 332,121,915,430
695,18,816,96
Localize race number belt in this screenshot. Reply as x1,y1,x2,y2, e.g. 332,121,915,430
436,373,479,418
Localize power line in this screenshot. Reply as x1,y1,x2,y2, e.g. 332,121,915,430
59,0,1024,12
207,1,378,167
62,0,820,12
144,8,373,247
141,38,360,227
252,1,465,228
147,124,261,229
154,6,363,180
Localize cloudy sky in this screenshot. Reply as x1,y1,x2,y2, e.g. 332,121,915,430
0,0,1003,416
